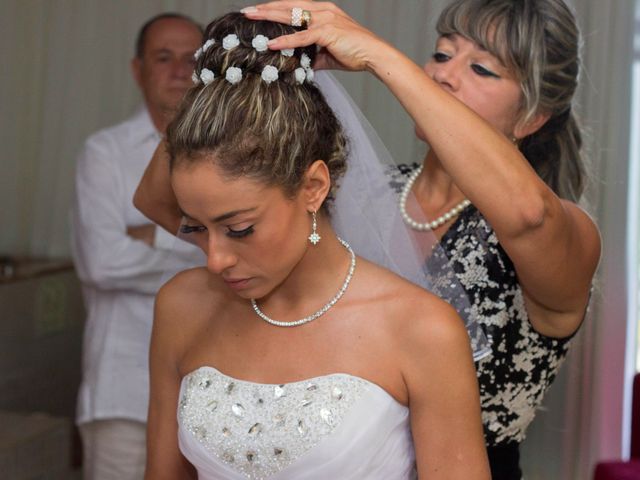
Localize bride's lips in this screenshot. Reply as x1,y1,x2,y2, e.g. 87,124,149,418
223,277,252,290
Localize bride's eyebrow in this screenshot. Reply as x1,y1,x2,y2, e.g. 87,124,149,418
211,207,258,223
178,207,258,223
179,208,197,221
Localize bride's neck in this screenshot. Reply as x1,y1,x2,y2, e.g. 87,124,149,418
258,221,352,312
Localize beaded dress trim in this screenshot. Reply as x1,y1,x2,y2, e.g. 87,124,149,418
178,366,370,479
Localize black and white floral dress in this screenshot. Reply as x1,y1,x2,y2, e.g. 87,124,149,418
389,164,575,476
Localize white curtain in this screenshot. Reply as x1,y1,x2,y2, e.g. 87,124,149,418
0,1,636,478
521,1,637,479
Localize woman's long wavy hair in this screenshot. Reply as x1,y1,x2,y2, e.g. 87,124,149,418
438,0,585,202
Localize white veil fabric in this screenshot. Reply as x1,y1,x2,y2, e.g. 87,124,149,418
316,72,490,360
162,71,490,360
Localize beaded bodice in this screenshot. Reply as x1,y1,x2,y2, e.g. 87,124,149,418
178,366,416,480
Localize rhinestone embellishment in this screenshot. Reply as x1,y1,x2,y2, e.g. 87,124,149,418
179,367,368,478
308,232,321,245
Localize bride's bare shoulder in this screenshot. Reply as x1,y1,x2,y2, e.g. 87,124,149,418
355,257,469,349
154,267,235,332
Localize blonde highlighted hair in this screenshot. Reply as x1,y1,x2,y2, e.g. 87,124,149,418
167,13,348,211
437,0,585,201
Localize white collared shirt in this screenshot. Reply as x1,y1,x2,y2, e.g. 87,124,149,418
70,107,203,425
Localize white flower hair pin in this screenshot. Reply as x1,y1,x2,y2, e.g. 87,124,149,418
252,34,269,52
200,68,215,85
226,67,243,85
222,34,240,51
202,39,215,53
299,53,314,83
261,65,279,84
281,48,295,57
300,53,311,69
194,39,215,60
294,67,306,85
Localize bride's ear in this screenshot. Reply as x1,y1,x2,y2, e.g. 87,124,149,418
301,160,331,212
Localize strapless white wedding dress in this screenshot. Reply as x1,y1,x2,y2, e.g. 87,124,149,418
178,366,417,479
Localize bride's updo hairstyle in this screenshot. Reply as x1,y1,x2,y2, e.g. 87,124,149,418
167,12,347,212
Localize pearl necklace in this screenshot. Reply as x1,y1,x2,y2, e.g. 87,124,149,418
399,165,471,231
251,238,356,327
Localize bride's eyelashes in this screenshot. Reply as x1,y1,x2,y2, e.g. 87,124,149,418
180,224,206,234
179,223,255,239
226,225,254,238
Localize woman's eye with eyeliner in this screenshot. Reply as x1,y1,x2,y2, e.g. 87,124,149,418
472,64,499,78
179,224,206,234
226,225,254,238
433,52,450,63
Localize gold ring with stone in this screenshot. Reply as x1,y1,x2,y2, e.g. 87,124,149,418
300,10,312,28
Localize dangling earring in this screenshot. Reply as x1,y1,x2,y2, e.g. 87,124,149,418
308,210,321,245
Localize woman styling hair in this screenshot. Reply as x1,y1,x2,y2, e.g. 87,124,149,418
240,1,601,479
143,12,489,480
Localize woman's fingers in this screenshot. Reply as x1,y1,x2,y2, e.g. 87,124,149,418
242,7,294,25
242,1,378,72
245,1,344,15
242,1,349,27
267,29,319,50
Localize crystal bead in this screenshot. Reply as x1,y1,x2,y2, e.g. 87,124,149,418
222,427,231,437
246,451,256,462
207,400,218,411
274,448,284,457
273,413,285,426
199,378,212,389
222,452,235,463
320,408,334,426
248,423,262,436
331,387,343,400
232,403,245,417
297,419,307,436
274,385,285,398
225,382,235,395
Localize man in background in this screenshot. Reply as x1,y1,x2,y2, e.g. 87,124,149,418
70,13,203,479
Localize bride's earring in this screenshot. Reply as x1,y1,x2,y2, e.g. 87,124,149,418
308,210,321,245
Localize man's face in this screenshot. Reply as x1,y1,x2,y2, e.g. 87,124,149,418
132,18,202,115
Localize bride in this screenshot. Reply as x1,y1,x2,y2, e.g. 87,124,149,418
143,12,489,480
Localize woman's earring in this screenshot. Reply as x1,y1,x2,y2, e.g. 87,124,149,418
308,211,321,245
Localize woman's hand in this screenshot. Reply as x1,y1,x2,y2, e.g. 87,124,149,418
242,1,389,72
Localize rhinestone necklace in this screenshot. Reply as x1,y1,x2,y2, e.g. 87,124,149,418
399,165,471,231
251,238,356,327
